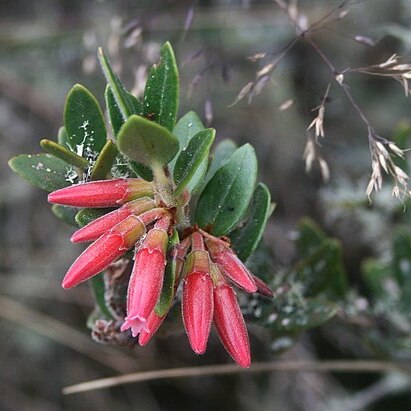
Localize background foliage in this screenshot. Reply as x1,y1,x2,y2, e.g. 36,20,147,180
1,0,411,410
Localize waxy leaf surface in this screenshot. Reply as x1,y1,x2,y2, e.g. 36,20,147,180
9,154,73,192
205,139,238,183
143,42,179,132
172,111,208,193
231,183,274,261
91,140,119,180
64,84,107,156
195,144,257,236
173,128,215,195
117,115,179,167
40,139,89,169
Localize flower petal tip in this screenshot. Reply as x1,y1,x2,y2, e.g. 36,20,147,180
62,277,76,289
193,346,207,355
237,357,251,368
121,315,149,338
70,232,82,243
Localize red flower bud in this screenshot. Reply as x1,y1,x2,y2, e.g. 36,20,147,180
138,310,167,346
252,274,274,298
48,178,153,208
121,228,168,337
206,241,257,293
182,250,213,354
214,283,251,368
62,215,145,289
71,197,156,243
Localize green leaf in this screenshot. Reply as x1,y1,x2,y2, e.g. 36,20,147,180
40,139,89,169
117,114,179,167
57,126,69,148
171,111,208,193
91,140,119,180
98,48,137,119
75,208,115,227
195,144,257,236
230,183,274,261
51,204,78,226
90,274,114,320
155,229,179,317
105,85,124,137
205,139,238,183
128,160,154,181
8,153,73,192
143,42,179,131
173,128,215,195
105,85,143,137
64,84,107,157
267,298,338,333
172,111,204,149
128,92,143,115
101,105,145,180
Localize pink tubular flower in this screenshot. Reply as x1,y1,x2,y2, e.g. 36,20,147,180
71,197,156,243
48,178,153,208
62,215,146,289
121,227,169,337
182,246,214,355
138,310,167,346
206,240,257,293
213,282,251,368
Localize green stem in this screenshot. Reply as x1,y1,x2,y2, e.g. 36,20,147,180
152,162,174,207
175,205,189,228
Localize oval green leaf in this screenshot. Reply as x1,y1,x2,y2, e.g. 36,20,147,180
117,114,179,167
64,84,107,157
205,138,238,183
230,183,274,261
8,153,73,192
173,128,215,195
143,42,179,132
172,111,205,151
91,140,119,180
195,144,258,236
171,111,208,193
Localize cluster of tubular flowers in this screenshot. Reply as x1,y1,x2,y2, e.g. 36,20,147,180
48,178,273,368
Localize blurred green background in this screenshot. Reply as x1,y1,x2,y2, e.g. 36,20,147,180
1,0,411,410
